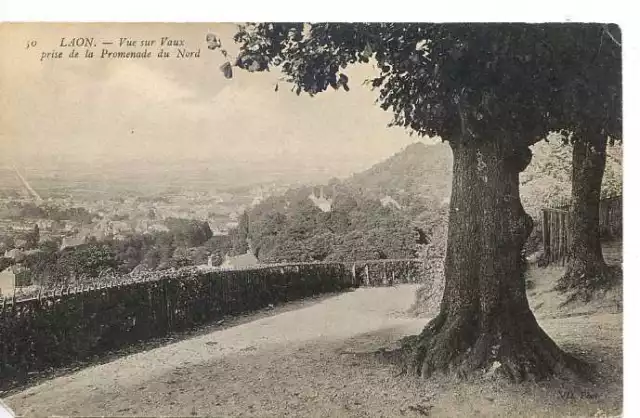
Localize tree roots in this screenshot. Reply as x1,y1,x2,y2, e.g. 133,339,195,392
379,311,588,383
556,263,622,303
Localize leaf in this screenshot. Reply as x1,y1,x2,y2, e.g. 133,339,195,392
248,60,262,72
362,42,374,59
206,33,221,51
220,62,233,79
274,83,279,92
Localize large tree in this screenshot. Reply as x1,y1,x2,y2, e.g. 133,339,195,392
209,23,619,380
554,26,622,300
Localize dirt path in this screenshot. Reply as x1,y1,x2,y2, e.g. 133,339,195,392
3,284,622,417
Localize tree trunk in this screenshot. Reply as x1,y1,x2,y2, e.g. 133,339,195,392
557,136,620,300
401,140,581,381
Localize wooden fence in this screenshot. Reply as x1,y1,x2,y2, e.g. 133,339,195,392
0,259,423,387
541,196,622,265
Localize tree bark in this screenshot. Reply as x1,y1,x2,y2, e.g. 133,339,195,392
400,140,582,381
557,136,620,300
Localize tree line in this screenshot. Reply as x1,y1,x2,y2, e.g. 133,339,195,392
12,218,232,287
228,184,423,263
0,202,94,224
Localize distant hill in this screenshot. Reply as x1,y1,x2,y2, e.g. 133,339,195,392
230,137,622,264
230,141,453,264
344,137,621,221
344,142,452,212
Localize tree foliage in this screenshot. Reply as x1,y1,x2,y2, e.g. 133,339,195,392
521,133,622,213
234,185,420,263
214,23,621,150
28,242,119,284
23,224,234,287
164,217,213,248
553,26,621,144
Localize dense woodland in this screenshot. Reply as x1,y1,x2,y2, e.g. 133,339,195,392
229,185,420,263
2,218,227,287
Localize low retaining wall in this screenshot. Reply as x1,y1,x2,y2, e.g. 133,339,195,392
0,259,423,387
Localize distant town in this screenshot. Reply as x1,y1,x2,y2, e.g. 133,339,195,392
0,165,300,297
1,167,291,246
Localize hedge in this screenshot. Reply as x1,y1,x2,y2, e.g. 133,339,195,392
0,259,423,387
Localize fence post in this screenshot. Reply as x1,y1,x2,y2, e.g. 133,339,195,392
554,211,559,263
383,262,388,286
559,212,565,266
558,211,563,262
351,263,357,286
365,263,370,286
567,211,572,262
541,195,622,266
600,199,607,237
567,206,573,256
550,210,555,263
542,209,549,263
548,210,553,263
556,211,561,262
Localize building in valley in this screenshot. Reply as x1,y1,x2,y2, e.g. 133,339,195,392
0,266,15,297
217,250,259,269
308,187,333,213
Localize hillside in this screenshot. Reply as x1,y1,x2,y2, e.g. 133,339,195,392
231,144,454,264
234,186,420,263
345,142,453,212
346,137,621,220
233,138,622,265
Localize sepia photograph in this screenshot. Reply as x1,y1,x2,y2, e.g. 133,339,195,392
0,17,627,417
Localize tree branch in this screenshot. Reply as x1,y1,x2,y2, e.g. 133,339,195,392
603,25,622,48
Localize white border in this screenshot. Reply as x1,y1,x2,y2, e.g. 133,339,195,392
0,1,638,416
0,0,634,22
0,400,15,418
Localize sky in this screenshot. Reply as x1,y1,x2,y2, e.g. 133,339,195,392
0,23,426,180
